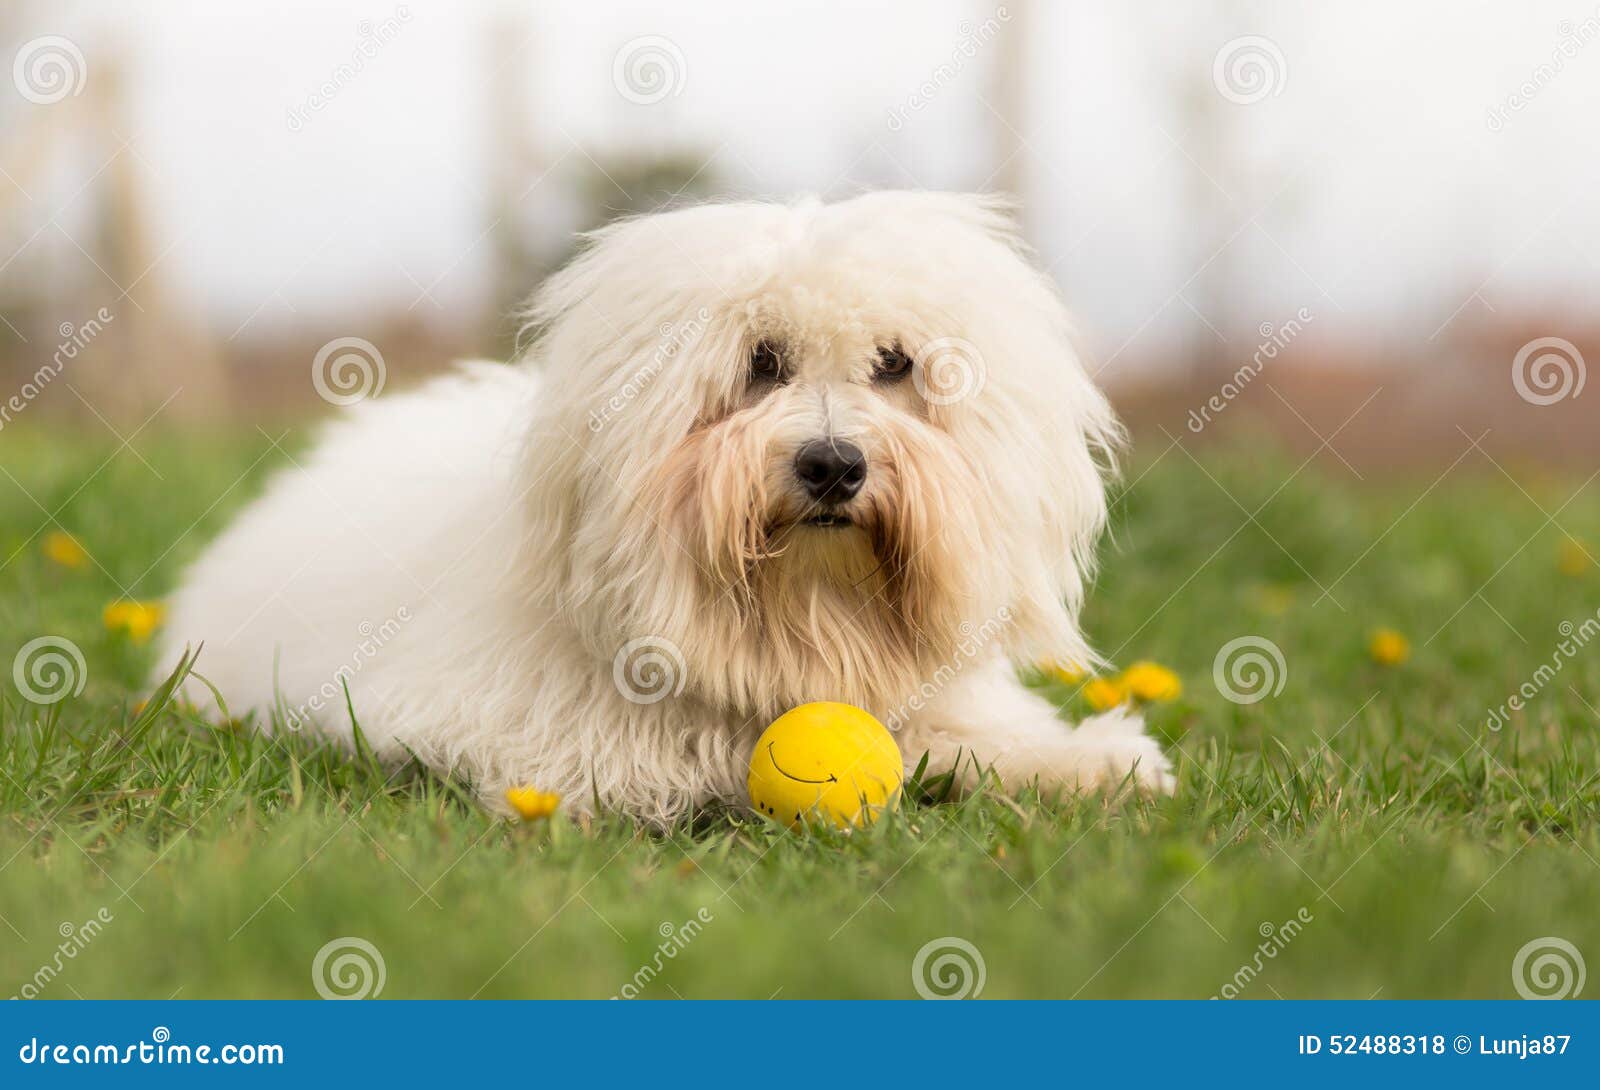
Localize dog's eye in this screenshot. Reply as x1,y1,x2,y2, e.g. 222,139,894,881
749,340,785,383
874,345,914,382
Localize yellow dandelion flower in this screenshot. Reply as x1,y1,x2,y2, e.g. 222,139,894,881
1368,628,1410,666
43,531,89,570
1042,659,1087,685
1558,538,1591,577
505,786,561,821
1119,661,1183,702
1081,676,1127,711
102,600,166,645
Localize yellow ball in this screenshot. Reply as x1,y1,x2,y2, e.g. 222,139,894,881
747,702,903,829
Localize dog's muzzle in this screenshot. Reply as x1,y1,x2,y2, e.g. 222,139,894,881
793,439,867,511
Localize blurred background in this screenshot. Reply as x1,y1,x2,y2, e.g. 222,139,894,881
2,0,1595,466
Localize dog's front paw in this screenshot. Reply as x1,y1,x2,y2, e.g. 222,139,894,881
1059,707,1176,795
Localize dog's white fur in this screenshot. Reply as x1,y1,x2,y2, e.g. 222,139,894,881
159,192,1173,824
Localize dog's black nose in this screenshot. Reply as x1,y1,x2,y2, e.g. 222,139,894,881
793,439,867,503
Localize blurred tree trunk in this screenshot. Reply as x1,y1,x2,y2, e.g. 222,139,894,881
1176,66,1236,382
1,33,227,424
93,53,228,423
485,7,543,357
989,0,1030,227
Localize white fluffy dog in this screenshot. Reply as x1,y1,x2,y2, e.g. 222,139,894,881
159,192,1173,824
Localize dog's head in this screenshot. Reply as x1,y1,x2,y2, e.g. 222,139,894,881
523,192,1120,718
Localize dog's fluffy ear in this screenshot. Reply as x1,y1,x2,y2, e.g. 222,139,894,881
517,200,789,355
896,193,1123,671
513,222,652,619
511,207,756,627
1014,335,1122,674
512,216,682,615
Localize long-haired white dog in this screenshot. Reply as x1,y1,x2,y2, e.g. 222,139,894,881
160,192,1173,824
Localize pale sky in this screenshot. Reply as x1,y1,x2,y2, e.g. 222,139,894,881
10,0,1599,370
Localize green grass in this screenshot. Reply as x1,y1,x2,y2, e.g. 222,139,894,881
2,423,1599,999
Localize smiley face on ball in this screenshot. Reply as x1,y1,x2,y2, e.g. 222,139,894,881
747,702,903,829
